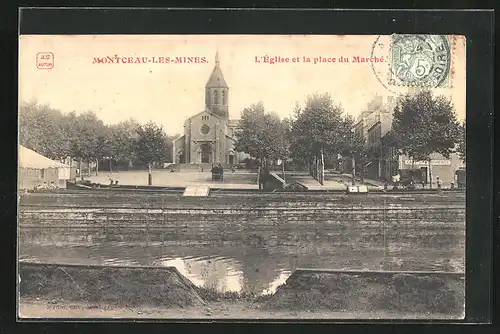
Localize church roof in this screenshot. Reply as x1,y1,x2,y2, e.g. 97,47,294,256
205,51,228,88
186,108,223,123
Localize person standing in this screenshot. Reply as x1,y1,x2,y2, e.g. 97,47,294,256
436,176,442,190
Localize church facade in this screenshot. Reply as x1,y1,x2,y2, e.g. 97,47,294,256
172,52,248,165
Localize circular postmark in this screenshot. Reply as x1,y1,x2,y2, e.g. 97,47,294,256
371,35,451,94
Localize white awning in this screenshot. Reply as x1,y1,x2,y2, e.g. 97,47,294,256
18,146,70,169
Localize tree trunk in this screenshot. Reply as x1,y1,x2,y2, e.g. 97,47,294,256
428,158,432,189
360,155,365,183
410,158,415,187
319,149,325,185
351,154,356,185
109,159,112,173
95,158,99,176
313,156,318,181
282,160,285,183
148,162,152,186
79,157,83,181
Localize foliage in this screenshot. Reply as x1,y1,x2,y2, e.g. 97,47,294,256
387,90,461,162
235,103,289,165
19,101,173,169
19,101,72,160
105,119,141,165
456,122,466,161
289,93,363,163
69,111,108,163
135,122,170,167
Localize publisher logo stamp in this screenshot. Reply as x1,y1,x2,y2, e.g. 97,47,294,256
36,52,54,69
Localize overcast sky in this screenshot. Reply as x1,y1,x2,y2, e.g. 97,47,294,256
19,35,466,136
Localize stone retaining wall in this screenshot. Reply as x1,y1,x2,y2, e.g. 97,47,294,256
19,192,465,247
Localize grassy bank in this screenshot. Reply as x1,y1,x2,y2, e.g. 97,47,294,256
18,262,464,319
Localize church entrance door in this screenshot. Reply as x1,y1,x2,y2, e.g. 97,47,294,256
200,144,213,164
228,155,234,165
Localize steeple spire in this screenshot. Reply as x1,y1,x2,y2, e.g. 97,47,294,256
205,49,228,88
205,49,229,118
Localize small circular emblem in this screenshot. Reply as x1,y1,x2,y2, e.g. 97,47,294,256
201,124,210,134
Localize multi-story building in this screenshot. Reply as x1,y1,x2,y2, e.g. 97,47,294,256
351,90,465,186
349,95,399,181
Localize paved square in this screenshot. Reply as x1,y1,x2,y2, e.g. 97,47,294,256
87,170,259,189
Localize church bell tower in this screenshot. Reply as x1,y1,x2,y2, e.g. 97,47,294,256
205,50,229,118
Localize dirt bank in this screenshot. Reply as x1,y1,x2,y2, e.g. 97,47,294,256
18,262,464,319
263,269,464,316
19,262,205,308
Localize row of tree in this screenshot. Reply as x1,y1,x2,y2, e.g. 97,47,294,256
19,101,176,181
234,91,465,185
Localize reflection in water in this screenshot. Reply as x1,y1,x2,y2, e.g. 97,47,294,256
262,271,291,295
157,257,243,293
19,232,465,296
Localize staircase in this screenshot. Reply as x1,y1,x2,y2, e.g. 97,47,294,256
183,186,210,197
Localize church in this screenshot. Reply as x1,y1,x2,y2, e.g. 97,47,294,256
172,51,248,165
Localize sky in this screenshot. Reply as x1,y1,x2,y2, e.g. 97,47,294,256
19,35,466,136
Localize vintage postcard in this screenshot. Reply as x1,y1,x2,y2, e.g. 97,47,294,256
18,34,466,319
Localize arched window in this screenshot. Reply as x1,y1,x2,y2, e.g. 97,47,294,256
213,90,219,104
222,90,227,105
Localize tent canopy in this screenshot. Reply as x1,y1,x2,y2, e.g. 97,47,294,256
18,145,70,169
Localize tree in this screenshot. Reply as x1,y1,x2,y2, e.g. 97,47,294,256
105,119,141,170
339,115,368,184
387,90,461,187
235,103,289,167
456,121,466,162
135,122,169,185
19,101,72,161
69,111,108,178
289,93,354,185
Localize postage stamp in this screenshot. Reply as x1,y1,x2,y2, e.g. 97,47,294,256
388,34,451,88
371,34,459,95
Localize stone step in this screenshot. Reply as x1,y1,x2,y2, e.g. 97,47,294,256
183,186,210,197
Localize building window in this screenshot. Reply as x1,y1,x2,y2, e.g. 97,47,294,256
201,124,210,134
213,90,219,104
222,90,227,105
201,115,210,121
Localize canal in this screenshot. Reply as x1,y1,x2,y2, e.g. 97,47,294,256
18,191,465,295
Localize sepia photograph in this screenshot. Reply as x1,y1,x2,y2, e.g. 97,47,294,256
18,34,466,320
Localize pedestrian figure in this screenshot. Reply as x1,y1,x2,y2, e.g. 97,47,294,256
437,177,442,190
421,180,426,189
451,182,455,189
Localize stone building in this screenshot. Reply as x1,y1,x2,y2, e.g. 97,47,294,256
345,95,399,180
172,51,248,165
349,93,465,186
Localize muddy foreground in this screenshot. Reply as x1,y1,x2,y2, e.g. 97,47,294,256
19,298,456,320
